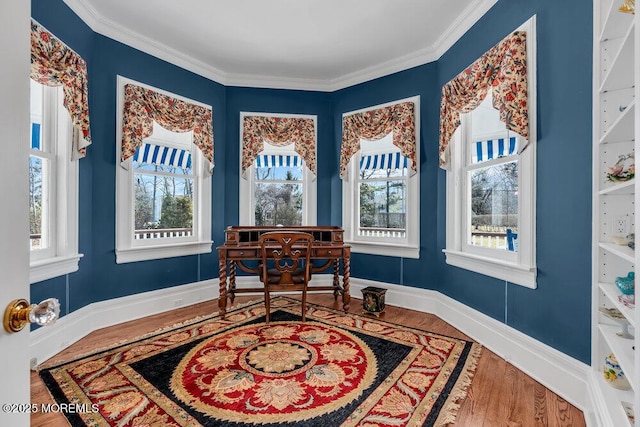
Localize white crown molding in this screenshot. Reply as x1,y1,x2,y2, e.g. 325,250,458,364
327,45,439,92
30,274,596,427
433,0,500,59
62,0,498,92
328,0,499,91
62,0,229,85
225,73,331,92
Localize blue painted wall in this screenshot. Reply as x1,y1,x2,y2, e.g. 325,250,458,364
331,0,592,363
331,62,441,287
437,0,593,363
29,0,593,363
31,0,227,310
87,34,227,301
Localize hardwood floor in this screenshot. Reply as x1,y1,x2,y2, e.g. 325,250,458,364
31,293,586,426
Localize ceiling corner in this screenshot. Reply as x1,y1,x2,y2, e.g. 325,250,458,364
433,0,500,58
62,0,229,86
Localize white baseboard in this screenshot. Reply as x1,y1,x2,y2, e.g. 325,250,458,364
345,277,597,425
30,279,219,368
29,275,599,425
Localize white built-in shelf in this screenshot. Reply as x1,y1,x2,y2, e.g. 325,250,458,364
593,1,638,424
600,282,636,327
599,324,637,391
600,242,637,263
600,99,635,144
595,374,635,427
599,178,635,195
600,0,635,41
600,22,635,92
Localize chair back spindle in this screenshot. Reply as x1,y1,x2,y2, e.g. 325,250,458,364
258,231,314,322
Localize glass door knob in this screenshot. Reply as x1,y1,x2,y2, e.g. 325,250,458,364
3,298,60,333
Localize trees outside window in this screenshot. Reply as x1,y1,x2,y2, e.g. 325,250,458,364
357,152,408,239
255,168,303,226
132,150,194,240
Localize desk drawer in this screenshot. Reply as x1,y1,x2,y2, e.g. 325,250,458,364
314,248,342,258
227,249,259,258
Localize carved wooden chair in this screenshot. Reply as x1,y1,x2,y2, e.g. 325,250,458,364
258,231,314,323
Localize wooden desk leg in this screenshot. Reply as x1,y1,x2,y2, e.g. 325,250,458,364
332,259,340,300
218,253,227,319
342,249,351,312
229,261,237,305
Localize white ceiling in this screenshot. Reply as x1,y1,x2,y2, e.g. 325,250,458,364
62,0,497,91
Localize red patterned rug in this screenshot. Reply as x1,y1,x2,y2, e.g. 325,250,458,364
39,297,482,426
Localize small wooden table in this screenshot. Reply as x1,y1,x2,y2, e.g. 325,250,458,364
217,226,351,318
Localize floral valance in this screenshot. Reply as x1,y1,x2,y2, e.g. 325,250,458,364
30,20,91,159
241,115,316,178
121,84,214,173
439,31,528,169
340,101,417,179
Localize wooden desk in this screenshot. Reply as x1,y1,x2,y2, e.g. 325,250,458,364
217,226,351,318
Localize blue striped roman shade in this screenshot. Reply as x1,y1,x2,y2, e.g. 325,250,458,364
474,137,517,163
133,143,192,169
360,151,408,172
255,154,302,168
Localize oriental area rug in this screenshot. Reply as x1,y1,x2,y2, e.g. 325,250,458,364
39,297,482,427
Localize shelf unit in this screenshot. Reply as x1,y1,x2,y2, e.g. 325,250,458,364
593,0,639,426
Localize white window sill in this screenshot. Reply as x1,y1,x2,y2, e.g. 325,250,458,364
30,253,83,284
116,240,213,264
443,249,537,289
347,241,419,259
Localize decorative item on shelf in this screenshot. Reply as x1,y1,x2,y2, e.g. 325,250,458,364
361,286,387,316
604,353,631,390
612,235,630,245
606,153,635,182
619,293,636,308
622,401,635,426
599,307,634,338
619,0,635,14
628,233,635,250
616,271,635,295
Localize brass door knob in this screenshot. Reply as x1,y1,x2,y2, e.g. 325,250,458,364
3,298,60,333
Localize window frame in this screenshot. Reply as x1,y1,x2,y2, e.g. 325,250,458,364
443,17,537,289
238,112,317,226
461,129,521,263
29,81,82,284
341,95,420,259
115,76,212,264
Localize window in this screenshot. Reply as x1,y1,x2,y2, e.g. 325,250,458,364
115,77,212,263
252,148,305,226
239,113,317,226
29,80,81,283
341,96,420,258
443,18,536,288
357,136,409,238
132,124,195,237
